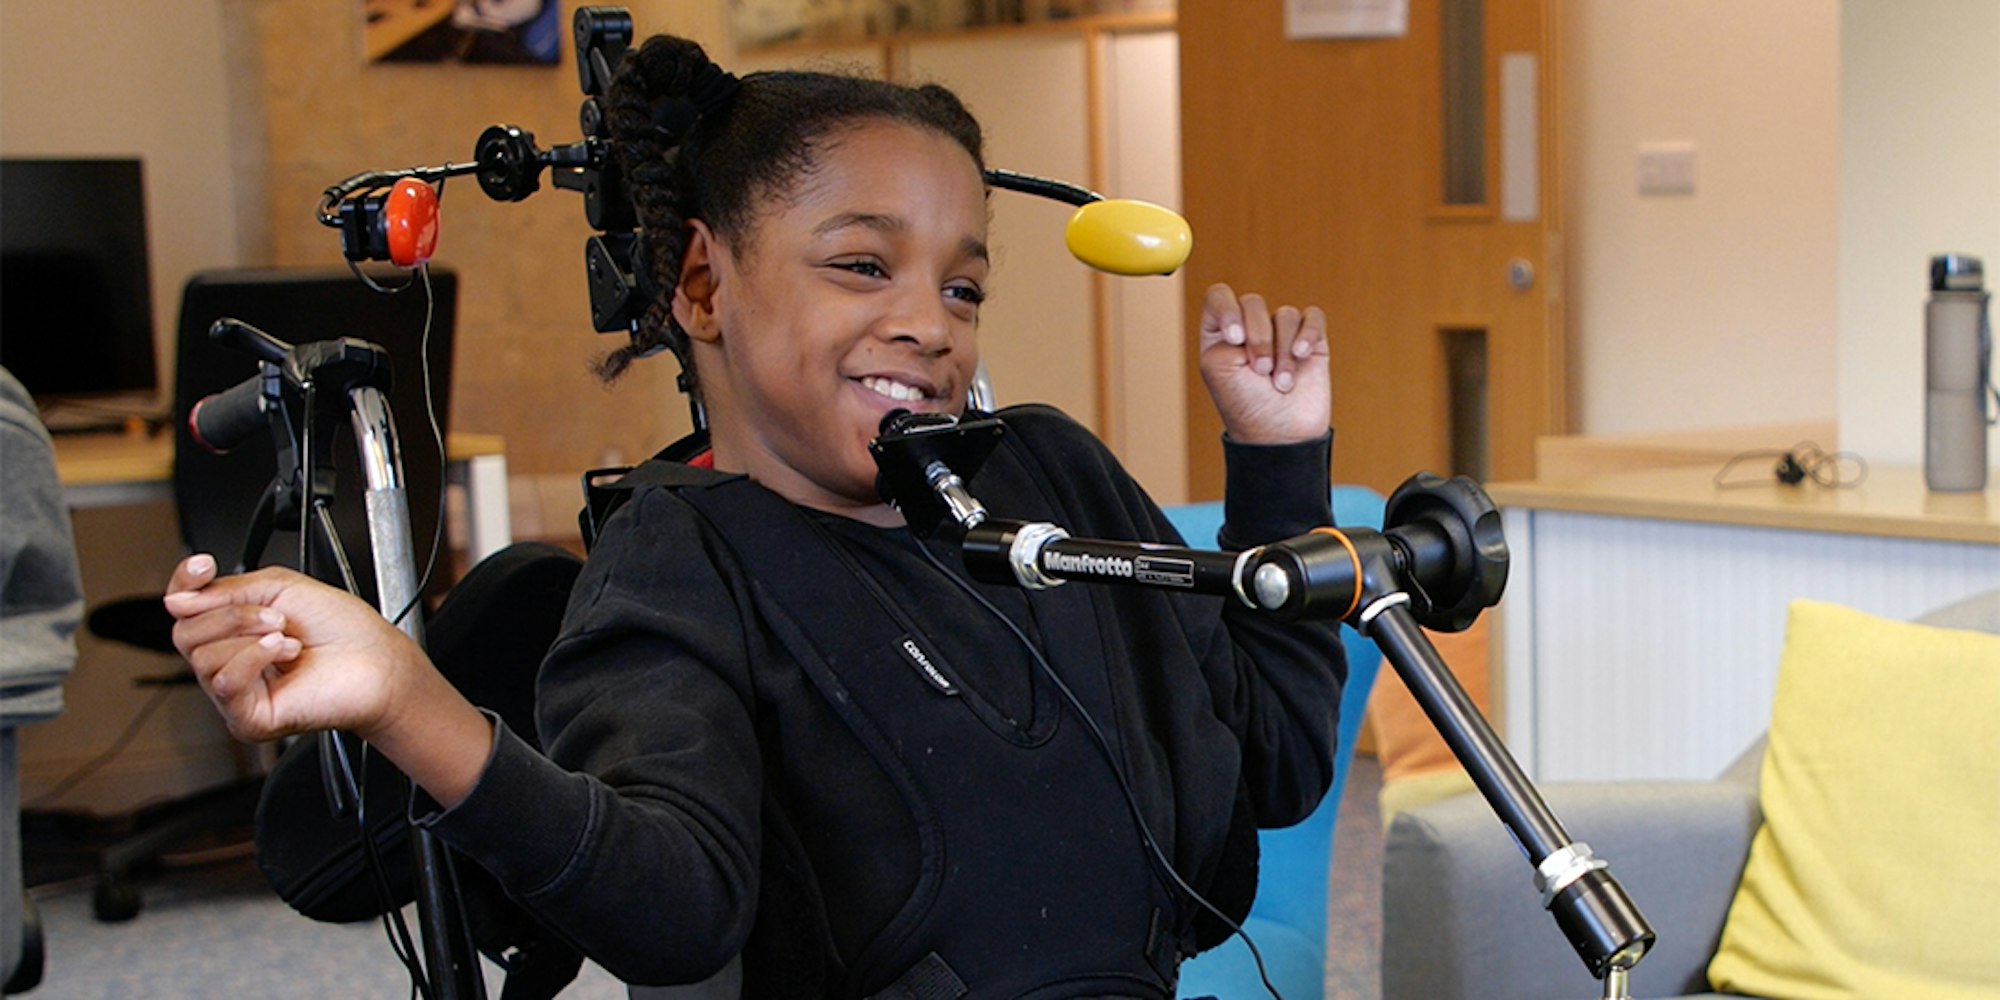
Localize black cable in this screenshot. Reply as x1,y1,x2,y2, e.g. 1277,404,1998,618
1714,441,1867,490
324,654,432,1000
314,502,363,595
22,684,177,811
347,255,420,294
322,516,434,999
305,539,431,998
913,541,1286,1000
301,376,435,998
347,742,434,1000
300,381,318,582
318,164,475,228
983,168,1102,207
332,255,449,626
1794,442,1867,487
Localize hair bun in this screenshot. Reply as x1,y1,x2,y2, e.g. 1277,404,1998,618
689,63,741,118
649,64,739,143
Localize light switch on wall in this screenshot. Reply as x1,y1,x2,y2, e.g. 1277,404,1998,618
1637,141,1698,196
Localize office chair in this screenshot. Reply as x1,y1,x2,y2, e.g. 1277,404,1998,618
81,266,458,921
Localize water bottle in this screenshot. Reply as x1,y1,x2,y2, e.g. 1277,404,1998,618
1925,254,1992,492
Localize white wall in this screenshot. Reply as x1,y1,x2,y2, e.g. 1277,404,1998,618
903,33,1100,431
0,0,249,377
1561,0,1841,437
1839,0,2000,470
1103,29,1187,504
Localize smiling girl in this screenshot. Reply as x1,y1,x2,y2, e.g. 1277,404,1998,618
166,33,1343,998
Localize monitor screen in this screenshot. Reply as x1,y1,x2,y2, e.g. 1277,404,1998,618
0,158,159,407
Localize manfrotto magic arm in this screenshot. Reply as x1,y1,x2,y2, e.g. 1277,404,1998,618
871,410,1657,996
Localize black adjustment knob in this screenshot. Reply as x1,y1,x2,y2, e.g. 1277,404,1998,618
475,125,544,202
1383,472,1509,632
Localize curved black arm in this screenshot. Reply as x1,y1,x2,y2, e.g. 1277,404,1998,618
950,488,1652,981
874,406,1656,985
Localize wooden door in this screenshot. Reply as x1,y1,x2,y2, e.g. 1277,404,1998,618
1177,0,1563,498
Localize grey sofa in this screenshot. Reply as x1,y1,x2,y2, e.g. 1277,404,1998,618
1379,588,2000,1000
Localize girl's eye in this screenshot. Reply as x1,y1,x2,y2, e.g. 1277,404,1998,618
945,283,986,306
833,259,887,279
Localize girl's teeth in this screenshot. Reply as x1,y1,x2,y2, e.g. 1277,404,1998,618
865,377,923,402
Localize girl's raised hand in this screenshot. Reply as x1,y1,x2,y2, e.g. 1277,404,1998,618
1196,283,1331,445
164,555,430,744
166,555,495,807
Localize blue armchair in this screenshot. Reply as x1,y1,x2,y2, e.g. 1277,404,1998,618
1169,487,1386,1000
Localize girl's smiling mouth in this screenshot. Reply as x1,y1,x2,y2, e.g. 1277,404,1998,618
859,374,941,404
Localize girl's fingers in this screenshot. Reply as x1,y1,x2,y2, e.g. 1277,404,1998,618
1269,306,1303,391
1240,294,1274,376
189,634,281,694
203,634,302,738
1269,305,1329,393
163,565,310,619
1301,306,1328,357
1199,283,1245,347
166,554,218,594
172,604,286,659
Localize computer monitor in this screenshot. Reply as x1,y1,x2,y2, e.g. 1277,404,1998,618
0,158,161,417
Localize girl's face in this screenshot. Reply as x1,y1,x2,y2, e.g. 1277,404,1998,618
682,119,990,525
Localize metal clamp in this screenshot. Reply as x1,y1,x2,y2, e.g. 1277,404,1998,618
1534,841,1609,909
1358,591,1412,629
924,460,987,530
1007,521,1071,590
1231,546,1265,608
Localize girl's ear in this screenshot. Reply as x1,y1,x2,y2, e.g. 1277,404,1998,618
671,220,723,344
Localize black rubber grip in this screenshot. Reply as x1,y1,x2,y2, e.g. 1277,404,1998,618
188,376,266,454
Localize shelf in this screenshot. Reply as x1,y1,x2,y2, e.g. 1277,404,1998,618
1487,464,2000,545
739,7,1175,58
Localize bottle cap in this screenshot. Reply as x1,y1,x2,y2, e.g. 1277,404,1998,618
1930,253,1984,292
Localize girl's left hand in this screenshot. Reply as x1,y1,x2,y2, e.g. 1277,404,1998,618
1196,283,1331,445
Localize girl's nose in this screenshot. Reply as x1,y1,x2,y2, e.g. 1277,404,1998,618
882,288,954,354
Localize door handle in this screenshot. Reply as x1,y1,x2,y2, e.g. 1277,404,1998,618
1508,258,1536,292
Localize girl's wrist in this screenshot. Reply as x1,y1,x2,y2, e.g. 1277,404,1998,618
365,663,495,809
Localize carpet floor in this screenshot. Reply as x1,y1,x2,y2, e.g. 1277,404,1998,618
20,758,1385,999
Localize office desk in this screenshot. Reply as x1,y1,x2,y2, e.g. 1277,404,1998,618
1488,464,1998,783
54,430,514,564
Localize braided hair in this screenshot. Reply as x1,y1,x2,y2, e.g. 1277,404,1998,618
597,35,987,387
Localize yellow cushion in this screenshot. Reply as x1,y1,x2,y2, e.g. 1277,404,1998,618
1708,600,2000,999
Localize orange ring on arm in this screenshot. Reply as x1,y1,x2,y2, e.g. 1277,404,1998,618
1307,526,1364,622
